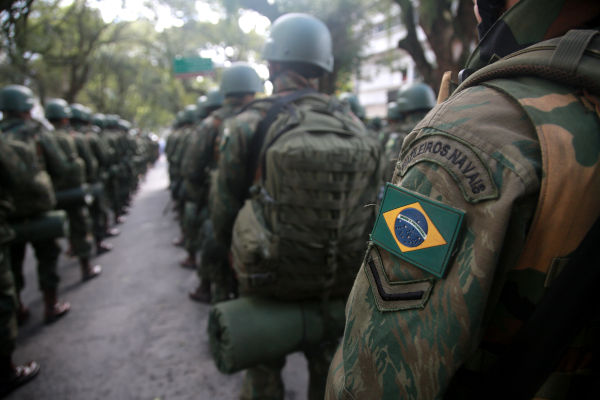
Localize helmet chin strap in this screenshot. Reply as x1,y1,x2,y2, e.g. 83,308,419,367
476,0,506,39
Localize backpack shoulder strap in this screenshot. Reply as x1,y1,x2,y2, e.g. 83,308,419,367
457,29,600,95
247,88,316,186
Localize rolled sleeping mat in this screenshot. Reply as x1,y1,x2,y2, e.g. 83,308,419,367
90,182,105,199
208,296,346,374
11,210,69,242
55,184,94,209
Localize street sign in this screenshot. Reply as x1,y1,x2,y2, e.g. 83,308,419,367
173,57,213,78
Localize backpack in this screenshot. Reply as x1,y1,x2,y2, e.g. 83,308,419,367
231,91,382,300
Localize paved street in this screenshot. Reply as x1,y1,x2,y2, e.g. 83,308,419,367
9,156,308,400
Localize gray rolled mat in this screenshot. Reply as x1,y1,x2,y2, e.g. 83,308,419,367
12,210,69,242
208,296,346,374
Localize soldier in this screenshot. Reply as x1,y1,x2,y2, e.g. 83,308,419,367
185,63,264,303
0,85,70,324
326,0,600,399
210,13,381,400
71,105,116,251
0,136,40,396
382,83,436,180
45,99,102,281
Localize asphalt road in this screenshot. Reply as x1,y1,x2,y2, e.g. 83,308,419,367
9,156,308,400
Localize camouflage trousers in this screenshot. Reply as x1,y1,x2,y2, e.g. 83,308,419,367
183,202,206,256
10,238,61,292
197,220,232,303
0,245,17,357
66,206,93,259
240,340,338,400
89,190,109,243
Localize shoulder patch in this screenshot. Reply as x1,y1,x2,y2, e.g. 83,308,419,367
399,133,498,203
371,183,465,278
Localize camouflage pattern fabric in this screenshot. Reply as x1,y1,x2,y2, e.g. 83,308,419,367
0,136,39,356
52,128,93,259
381,113,428,183
1,118,64,292
326,25,600,400
211,70,370,399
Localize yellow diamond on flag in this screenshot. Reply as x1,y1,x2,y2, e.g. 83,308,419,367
383,202,447,253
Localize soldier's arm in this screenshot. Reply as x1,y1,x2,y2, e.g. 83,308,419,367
37,130,70,179
327,86,542,399
210,118,254,246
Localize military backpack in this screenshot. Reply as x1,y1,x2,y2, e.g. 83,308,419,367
231,90,382,300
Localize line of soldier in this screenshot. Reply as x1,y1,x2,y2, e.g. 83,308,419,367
161,13,438,400
0,85,158,396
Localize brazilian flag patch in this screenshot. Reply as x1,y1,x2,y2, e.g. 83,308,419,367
371,183,465,278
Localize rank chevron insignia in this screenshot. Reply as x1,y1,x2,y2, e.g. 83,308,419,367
371,183,465,278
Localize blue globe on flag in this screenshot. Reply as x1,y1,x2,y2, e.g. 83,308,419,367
394,208,428,247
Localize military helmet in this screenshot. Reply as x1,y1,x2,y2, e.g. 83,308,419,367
196,95,208,119
387,100,409,121
45,98,71,120
262,13,333,73
182,104,198,124
398,83,436,113
117,119,132,131
220,63,264,96
339,92,366,119
204,89,224,109
105,114,120,129
0,84,35,112
70,103,91,122
92,113,106,128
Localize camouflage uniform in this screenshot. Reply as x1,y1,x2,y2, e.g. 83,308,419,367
53,127,94,262
1,118,67,293
0,137,30,358
182,98,248,302
325,2,600,399
211,70,349,400
381,113,428,182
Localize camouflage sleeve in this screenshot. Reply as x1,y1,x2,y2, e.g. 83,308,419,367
0,137,32,186
181,119,216,185
326,85,542,399
38,129,70,180
210,112,260,246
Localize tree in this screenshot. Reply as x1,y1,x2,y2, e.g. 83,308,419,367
393,0,477,90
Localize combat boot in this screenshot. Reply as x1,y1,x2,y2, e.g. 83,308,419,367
43,290,70,324
80,258,102,281
189,279,211,303
0,356,40,397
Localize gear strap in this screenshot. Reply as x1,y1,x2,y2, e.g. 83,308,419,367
246,88,316,188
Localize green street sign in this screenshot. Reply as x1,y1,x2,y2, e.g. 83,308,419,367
173,57,213,78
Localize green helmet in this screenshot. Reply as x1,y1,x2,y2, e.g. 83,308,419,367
220,63,264,96
45,98,71,120
204,89,224,109
196,95,208,119
0,84,35,112
70,103,91,122
398,82,436,113
92,113,106,128
386,100,409,121
182,104,198,124
339,92,366,119
105,114,120,129
117,119,132,131
262,13,333,73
